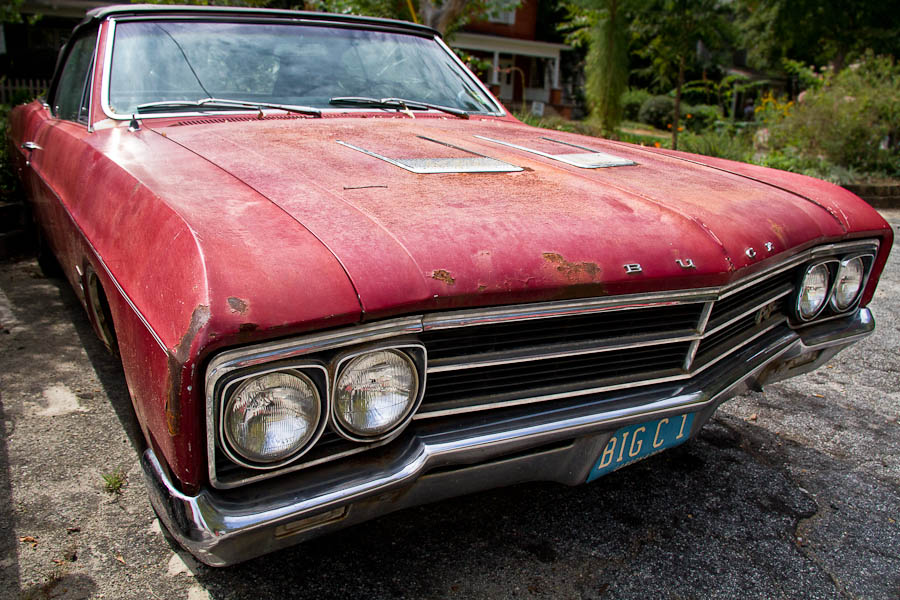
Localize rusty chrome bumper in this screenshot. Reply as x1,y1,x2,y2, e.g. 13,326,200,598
142,308,874,566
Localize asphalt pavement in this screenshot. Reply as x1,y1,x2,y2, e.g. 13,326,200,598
1,210,898,600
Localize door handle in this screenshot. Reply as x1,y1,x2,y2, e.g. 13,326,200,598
21,141,42,166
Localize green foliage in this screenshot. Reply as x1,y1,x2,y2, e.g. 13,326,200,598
102,469,127,495
0,104,20,200
735,0,900,73
637,95,674,130
621,88,651,121
684,104,720,132
1,0,41,24
679,129,752,162
759,53,900,175
564,0,631,136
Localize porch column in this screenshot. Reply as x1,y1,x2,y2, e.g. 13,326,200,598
552,56,560,89
491,51,500,85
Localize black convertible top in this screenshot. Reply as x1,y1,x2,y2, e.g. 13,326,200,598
80,3,439,37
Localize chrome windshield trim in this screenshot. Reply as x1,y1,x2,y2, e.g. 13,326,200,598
100,18,504,122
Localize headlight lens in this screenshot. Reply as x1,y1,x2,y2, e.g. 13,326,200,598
797,263,830,320
334,350,418,439
224,371,321,463
831,256,864,311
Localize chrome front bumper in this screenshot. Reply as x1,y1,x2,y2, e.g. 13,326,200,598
143,308,874,566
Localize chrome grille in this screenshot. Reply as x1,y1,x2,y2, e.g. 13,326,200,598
416,267,799,418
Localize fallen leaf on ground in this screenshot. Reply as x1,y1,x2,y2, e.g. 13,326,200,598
116,555,126,565
748,413,758,422
19,536,37,543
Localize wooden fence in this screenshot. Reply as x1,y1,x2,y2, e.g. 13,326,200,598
0,78,51,105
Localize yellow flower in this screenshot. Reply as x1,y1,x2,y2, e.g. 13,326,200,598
686,114,692,119
666,123,672,129
653,142,661,148
677,126,684,132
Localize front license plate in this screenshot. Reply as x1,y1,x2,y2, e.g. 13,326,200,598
587,413,695,482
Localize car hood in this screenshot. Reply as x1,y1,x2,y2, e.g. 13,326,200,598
153,116,849,318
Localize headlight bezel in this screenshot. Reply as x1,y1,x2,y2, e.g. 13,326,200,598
330,344,426,443
795,259,837,322
218,364,329,470
829,254,868,312
793,252,875,324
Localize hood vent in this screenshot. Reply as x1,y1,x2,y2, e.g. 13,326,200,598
337,137,523,174
475,135,636,169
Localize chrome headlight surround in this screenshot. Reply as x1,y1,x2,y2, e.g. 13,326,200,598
830,254,872,313
331,344,426,443
218,364,329,470
795,260,836,322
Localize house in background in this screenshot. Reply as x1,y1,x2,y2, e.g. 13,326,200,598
449,0,571,114
1,0,109,103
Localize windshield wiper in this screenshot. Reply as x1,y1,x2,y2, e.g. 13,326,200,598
135,97,322,117
329,96,469,119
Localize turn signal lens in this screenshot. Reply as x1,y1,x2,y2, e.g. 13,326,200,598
334,350,418,439
831,257,864,311
797,263,830,320
225,371,321,463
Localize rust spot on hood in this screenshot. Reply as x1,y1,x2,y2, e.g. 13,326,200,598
542,252,601,281
166,305,211,436
227,297,249,314
431,269,456,285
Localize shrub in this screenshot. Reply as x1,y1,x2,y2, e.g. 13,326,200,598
684,104,720,132
679,130,753,162
621,88,652,121
758,53,900,176
637,95,675,130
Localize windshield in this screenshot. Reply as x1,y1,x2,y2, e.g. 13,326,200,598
107,20,499,116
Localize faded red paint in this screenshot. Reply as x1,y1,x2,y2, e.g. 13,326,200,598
7,16,892,491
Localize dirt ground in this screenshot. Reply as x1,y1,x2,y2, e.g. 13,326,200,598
1,210,898,600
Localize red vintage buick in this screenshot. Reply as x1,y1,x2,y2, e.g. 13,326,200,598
8,4,893,566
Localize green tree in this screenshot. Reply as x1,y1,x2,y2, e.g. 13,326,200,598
735,0,900,73
560,0,638,136
300,0,518,35
632,0,732,149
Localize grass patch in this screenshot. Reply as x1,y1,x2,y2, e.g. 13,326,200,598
101,469,126,495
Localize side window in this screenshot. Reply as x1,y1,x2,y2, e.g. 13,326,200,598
52,32,97,123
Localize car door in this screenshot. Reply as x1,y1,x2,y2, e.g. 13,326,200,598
26,27,98,290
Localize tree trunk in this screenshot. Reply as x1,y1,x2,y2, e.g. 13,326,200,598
672,56,684,151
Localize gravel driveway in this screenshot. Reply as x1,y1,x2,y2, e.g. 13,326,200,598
1,210,898,600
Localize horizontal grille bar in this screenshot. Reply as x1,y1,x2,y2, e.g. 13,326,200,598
421,342,691,413
421,303,703,362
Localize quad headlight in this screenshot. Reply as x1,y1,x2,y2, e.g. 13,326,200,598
333,349,419,440
831,256,865,311
224,371,322,463
797,262,831,320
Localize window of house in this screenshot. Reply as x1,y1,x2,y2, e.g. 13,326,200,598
488,10,516,25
